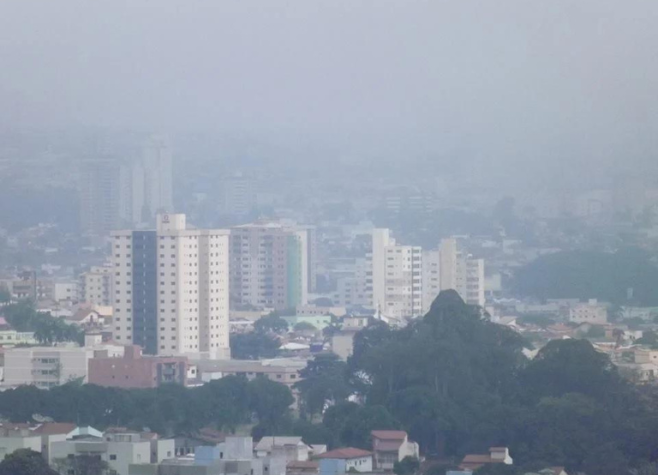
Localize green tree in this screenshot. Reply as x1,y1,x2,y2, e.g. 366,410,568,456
295,353,352,419
393,456,420,475
293,321,318,332
0,449,58,475
0,287,10,304
247,376,294,433
255,314,289,334
230,332,280,360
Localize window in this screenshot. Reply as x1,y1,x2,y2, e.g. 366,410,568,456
110,454,117,461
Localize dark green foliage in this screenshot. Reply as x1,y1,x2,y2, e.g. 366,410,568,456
230,332,280,360
295,353,352,419
393,456,420,475
512,248,658,306
0,376,293,437
2,301,84,345
0,449,58,475
254,314,290,334
636,330,658,348
0,287,11,303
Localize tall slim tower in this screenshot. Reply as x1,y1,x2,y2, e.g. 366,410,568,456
79,158,124,236
112,214,230,359
140,135,174,222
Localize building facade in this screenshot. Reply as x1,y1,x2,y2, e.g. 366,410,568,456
371,229,423,319
82,264,115,306
3,347,93,388
229,223,309,310
89,345,188,389
112,214,230,359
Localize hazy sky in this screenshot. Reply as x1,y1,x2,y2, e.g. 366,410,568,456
1,1,658,178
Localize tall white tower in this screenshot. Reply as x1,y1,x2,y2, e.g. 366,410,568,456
111,214,230,359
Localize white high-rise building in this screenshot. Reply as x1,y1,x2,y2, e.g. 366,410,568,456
82,264,114,306
111,214,230,359
421,249,441,313
371,229,423,319
439,237,485,306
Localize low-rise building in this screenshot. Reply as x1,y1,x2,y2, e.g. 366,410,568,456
254,436,310,462
371,430,419,471
3,346,94,388
0,330,37,347
317,448,373,475
0,422,76,463
88,345,188,389
569,299,608,325
195,358,305,390
51,428,175,475
459,447,513,471
130,436,287,475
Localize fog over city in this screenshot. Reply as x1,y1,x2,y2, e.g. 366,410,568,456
3,2,658,475
2,1,658,185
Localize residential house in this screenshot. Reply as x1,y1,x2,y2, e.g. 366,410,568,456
51,427,174,475
254,436,309,462
172,428,226,457
129,436,287,475
317,448,373,475
459,447,513,471
371,430,419,471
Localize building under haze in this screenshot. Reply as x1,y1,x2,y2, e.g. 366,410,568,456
79,137,174,236
79,158,124,237
439,237,485,307
369,230,486,320
371,229,423,319
111,214,230,359
81,264,114,307
229,222,310,311
134,135,174,223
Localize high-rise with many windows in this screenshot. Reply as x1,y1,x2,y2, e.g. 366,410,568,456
229,222,309,311
111,214,230,359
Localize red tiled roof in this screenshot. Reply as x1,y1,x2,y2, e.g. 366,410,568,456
459,454,504,471
34,423,76,435
317,448,372,459
371,430,407,440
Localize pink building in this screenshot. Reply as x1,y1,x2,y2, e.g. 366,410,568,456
88,345,188,389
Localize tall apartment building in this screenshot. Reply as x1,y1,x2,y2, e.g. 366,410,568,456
421,249,441,312
221,172,255,217
133,135,174,223
439,238,485,306
371,229,423,319
332,257,372,308
229,223,308,311
82,264,114,306
112,214,230,359
78,158,124,236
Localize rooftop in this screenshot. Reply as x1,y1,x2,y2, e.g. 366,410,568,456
317,448,372,459
371,430,407,440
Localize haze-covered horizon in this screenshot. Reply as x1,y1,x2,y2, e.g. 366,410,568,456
2,0,658,185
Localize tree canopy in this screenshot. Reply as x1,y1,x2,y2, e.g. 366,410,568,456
512,248,658,306
1,301,84,345
0,449,59,475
